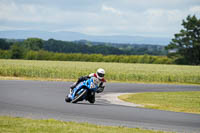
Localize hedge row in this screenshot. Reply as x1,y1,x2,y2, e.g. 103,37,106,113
0,50,174,64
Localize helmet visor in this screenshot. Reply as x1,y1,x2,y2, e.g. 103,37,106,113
97,72,104,77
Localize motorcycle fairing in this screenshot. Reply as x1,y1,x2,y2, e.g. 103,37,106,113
68,77,99,101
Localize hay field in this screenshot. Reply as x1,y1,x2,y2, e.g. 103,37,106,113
0,59,199,84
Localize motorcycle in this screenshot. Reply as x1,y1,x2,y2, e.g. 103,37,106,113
65,77,99,104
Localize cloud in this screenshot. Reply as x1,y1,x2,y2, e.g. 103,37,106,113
0,0,56,23
0,0,200,37
102,5,122,15
189,6,200,16
0,0,99,26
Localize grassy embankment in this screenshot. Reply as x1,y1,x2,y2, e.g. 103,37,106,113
119,91,200,114
0,59,200,84
0,116,172,133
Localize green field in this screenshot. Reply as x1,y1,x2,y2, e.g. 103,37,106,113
119,91,200,114
0,116,171,133
0,59,200,84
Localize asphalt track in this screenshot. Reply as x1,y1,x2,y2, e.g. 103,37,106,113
0,80,200,133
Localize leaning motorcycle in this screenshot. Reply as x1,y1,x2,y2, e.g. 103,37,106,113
65,77,99,104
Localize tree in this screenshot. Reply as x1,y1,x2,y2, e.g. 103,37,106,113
166,15,200,65
23,38,43,51
10,43,25,59
0,39,12,50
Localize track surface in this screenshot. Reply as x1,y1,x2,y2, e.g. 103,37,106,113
0,80,200,132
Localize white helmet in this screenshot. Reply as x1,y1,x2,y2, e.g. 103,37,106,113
96,68,105,80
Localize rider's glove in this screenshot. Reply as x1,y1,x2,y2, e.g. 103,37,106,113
96,86,104,93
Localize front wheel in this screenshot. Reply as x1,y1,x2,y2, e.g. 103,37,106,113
65,96,71,102
71,89,87,103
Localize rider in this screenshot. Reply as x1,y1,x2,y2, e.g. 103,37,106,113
70,68,106,94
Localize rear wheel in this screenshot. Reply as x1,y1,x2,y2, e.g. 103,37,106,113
88,98,95,104
88,92,95,104
71,89,87,103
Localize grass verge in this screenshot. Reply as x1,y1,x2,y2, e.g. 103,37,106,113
1,76,199,86
118,91,200,114
0,116,171,133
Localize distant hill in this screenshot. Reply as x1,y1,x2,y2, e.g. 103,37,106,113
0,30,171,45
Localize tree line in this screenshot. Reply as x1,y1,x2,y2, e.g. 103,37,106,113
0,49,174,64
0,38,174,64
74,40,167,55
0,37,167,56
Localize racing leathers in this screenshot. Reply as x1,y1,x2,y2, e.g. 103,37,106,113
70,73,106,93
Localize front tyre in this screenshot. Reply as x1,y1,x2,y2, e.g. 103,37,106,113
71,89,87,103
65,96,71,102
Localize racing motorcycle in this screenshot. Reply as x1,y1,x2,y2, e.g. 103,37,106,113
65,77,99,104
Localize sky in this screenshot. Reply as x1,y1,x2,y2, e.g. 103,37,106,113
0,0,200,38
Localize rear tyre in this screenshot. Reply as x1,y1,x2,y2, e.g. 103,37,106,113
88,92,95,104
71,89,87,103
88,98,95,104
